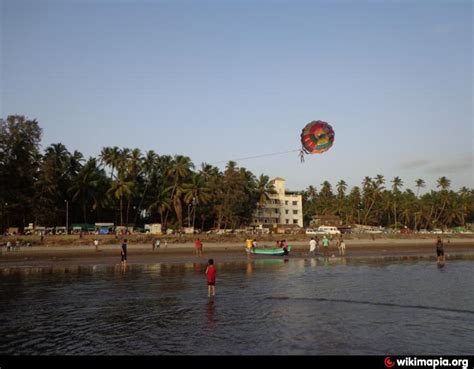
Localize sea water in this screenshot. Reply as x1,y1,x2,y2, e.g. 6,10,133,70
1,258,473,355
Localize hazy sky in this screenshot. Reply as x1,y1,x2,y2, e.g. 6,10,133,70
1,0,472,193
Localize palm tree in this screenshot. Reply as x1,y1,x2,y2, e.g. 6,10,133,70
336,180,348,198
69,158,103,223
148,185,172,227
167,155,193,198
374,174,385,187
183,173,211,228
415,178,426,197
306,185,318,201
362,177,385,225
433,176,451,227
134,150,158,224
99,146,121,180
108,179,133,226
164,155,194,228
255,175,276,208
391,176,404,227
124,148,143,225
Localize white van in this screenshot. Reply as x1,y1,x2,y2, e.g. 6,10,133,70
317,226,341,235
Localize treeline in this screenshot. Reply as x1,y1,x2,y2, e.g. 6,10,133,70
0,116,275,230
302,176,474,230
1,115,472,231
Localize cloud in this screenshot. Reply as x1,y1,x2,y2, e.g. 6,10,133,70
401,155,473,175
400,159,430,170
426,156,473,174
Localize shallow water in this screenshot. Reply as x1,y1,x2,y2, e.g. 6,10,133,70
1,258,473,355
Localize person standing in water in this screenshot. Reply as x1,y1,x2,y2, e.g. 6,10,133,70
436,236,445,265
121,239,128,265
195,238,203,257
309,237,317,256
206,259,216,297
338,238,346,256
322,236,330,257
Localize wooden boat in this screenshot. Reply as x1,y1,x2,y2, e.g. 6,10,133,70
246,245,291,256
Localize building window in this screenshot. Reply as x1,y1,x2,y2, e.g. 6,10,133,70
285,210,289,214
285,219,290,224
264,219,267,223
274,209,279,214
285,200,289,205
293,210,298,214
293,219,298,224
292,201,297,206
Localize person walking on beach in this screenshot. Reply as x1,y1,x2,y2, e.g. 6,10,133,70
436,236,445,265
206,259,216,297
121,239,128,265
94,238,99,252
195,238,203,257
309,237,317,256
322,236,330,257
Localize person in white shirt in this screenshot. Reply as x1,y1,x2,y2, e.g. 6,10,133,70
309,237,317,256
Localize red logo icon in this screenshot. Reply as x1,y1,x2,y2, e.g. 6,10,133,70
384,357,395,368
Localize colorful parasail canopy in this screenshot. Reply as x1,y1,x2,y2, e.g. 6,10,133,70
300,120,335,155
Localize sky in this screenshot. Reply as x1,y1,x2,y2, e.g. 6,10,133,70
1,0,472,194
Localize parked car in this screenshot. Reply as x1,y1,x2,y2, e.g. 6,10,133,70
305,228,326,235
317,226,341,235
307,226,341,235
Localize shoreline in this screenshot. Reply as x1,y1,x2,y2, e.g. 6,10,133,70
1,238,473,269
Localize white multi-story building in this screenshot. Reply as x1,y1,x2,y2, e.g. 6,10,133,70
252,177,303,228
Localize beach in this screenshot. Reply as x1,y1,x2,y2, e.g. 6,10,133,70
1,237,473,269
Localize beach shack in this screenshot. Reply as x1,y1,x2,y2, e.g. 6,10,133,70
145,223,162,235
95,223,114,235
71,224,95,234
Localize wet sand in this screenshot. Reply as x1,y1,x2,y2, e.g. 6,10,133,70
1,238,473,268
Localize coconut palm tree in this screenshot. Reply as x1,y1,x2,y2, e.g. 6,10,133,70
336,180,348,198
99,146,121,180
362,177,385,225
164,155,194,228
255,174,276,208
183,173,212,228
415,178,426,197
134,150,158,224
306,185,318,201
69,158,104,223
391,176,404,227
433,176,451,227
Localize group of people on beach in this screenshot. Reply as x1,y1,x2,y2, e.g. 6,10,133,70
245,238,289,255
309,235,345,257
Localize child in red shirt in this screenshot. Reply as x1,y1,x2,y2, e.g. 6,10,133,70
195,238,203,257
206,259,216,297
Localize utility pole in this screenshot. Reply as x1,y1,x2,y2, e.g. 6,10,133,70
65,200,69,234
